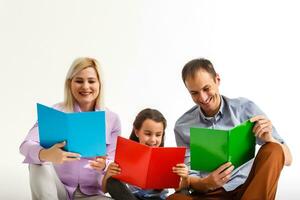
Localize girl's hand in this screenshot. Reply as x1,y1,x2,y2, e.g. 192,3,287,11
89,156,107,172
173,163,188,178
105,162,121,178
102,162,121,193
173,163,189,190
39,141,81,164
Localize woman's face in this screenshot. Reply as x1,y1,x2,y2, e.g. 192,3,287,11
70,67,100,111
135,119,164,147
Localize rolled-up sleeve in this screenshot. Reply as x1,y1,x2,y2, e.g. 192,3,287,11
19,122,44,164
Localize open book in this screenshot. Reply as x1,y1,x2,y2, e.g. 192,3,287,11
190,120,256,172
37,103,106,157
114,136,186,189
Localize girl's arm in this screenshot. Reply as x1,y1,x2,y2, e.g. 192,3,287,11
101,162,121,193
172,163,190,190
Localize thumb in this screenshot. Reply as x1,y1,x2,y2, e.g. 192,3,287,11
54,141,66,148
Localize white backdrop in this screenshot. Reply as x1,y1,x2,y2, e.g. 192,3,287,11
0,0,299,199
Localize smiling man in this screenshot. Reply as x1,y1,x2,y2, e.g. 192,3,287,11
168,58,292,200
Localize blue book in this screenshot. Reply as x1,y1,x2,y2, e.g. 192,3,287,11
37,103,106,157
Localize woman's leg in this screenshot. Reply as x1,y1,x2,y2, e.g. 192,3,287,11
73,188,113,200
106,177,138,200
29,164,67,200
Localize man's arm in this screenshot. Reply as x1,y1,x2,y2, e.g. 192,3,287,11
250,115,293,166
189,162,234,192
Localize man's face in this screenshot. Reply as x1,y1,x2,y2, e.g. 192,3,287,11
185,69,221,117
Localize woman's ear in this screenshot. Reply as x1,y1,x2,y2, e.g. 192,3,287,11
134,128,139,138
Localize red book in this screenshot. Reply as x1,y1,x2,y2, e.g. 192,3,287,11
113,136,186,189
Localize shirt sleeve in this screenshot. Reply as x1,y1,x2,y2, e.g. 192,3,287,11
19,122,45,164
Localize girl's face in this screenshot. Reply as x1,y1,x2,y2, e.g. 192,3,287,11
135,119,164,147
70,67,100,111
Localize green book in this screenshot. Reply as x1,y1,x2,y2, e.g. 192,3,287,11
190,120,256,172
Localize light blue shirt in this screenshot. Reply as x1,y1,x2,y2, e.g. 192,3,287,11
174,95,284,191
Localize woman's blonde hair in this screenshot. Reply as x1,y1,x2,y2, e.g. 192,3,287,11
63,57,104,112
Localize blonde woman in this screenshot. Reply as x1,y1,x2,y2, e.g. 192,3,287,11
20,57,121,200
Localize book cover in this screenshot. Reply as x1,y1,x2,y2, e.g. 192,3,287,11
114,136,186,189
37,103,106,157
190,120,255,172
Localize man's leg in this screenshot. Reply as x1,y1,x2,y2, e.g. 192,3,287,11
29,164,67,200
238,142,285,200
167,188,230,200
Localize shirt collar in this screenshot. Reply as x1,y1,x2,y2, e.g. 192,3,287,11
73,102,100,112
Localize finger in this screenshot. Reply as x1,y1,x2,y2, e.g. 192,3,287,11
250,115,266,123
109,165,121,172
220,165,234,177
255,123,271,135
110,163,119,168
252,119,269,133
215,162,232,174
96,156,107,160
221,174,231,183
175,163,186,167
64,152,81,158
96,158,106,163
63,156,80,162
54,141,66,148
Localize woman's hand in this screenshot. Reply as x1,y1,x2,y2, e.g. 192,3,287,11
89,156,107,173
173,163,189,190
39,141,81,164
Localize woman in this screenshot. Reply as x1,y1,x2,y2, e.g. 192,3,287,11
19,57,121,200
101,108,189,200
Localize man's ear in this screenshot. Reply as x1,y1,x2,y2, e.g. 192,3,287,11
215,73,221,85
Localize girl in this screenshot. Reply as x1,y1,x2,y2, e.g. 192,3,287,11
102,108,189,200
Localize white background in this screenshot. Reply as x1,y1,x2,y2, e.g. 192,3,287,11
0,0,299,199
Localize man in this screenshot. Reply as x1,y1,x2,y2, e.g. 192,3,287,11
167,58,292,200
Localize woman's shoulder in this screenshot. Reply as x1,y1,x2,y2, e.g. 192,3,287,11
102,107,119,118
52,102,65,111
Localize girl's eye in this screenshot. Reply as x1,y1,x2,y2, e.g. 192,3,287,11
75,80,83,83
88,81,96,84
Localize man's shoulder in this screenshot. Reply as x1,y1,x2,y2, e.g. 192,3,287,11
223,96,256,109
175,105,199,126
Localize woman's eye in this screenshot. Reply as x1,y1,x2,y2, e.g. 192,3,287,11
75,80,83,83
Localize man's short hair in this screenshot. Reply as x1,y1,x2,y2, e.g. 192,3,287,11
182,58,217,83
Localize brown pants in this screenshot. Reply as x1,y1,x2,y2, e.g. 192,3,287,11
167,142,285,200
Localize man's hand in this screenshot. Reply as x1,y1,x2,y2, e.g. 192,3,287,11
39,141,81,164
250,115,277,143
203,162,234,191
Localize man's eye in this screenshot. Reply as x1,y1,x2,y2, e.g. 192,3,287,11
203,87,210,92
